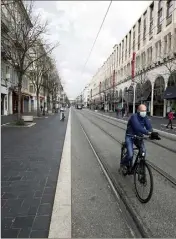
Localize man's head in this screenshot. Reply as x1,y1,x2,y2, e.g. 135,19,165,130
137,104,147,118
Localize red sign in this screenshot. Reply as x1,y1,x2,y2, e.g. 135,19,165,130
131,52,136,81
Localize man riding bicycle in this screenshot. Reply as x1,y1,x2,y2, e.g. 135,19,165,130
121,104,153,170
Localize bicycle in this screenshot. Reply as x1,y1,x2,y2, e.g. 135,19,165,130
120,133,161,203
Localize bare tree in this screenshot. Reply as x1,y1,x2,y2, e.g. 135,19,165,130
47,71,61,112
158,46,176,83
26,49,53,116
1,0,59,120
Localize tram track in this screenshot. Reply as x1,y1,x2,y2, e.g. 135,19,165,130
86,110,176,154
79,110,176,188
75,110,151,238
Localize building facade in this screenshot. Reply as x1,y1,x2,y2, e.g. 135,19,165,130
1,0,33,115
89,0,176,117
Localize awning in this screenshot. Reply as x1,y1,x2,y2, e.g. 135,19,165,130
163,86,176,99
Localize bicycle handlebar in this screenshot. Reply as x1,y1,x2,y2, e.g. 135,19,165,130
126,134,149,140
126,132,161,140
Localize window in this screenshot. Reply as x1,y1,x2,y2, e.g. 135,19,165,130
149,3,154,36
138,35,140,50
138,19,141,34
142,52,146,67
168,32,172,53
158,40,161,57
143,13,147,40
138,19,141,50
129,31,131,57
136,56,140,70
125,36,127,60
157,0,163,32
167,0,173,18
164,35,167,55
122,40,124,63
5,96,7,110
155,42,158,59
133,26,135,51
119,44,121,65
147,47,152,63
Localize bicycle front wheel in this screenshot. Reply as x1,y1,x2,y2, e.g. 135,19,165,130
134,161,153,203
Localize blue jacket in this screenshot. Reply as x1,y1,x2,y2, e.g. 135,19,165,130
126,113,152,136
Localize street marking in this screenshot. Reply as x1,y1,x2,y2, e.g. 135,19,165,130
49,108,71,239
26,123,36,127
1,123,10,126
2,122,36,127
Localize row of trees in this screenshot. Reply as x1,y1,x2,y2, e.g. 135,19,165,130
1,0,63,119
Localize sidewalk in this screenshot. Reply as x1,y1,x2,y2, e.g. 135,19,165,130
1,111,57,125
95,110,176,135
1,111,68,238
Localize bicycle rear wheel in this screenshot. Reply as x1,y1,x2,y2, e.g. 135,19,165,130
134,161,153,203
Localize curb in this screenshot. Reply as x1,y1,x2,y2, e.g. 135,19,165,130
48,108,71,238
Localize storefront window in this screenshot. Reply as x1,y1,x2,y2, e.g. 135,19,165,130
5,95,7,110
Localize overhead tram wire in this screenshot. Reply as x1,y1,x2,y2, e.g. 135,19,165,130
81,0,113,76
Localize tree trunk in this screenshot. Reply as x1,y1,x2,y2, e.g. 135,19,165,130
47,93,50,112
36,89,40,117
43,87,46,116
17,74,23,121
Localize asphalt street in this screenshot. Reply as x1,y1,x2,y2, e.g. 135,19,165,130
74,108,176,237
1,112,68,238
71,109,137,238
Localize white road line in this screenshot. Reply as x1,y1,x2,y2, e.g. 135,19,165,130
48,109,71,239
1,122,10,126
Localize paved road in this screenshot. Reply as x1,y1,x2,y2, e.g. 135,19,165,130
1,112,68,238
96,110,176,135
71,109,138,238
75,109,176,237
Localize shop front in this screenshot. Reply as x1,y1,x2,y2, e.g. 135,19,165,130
164,86,176,114
12,91,31,114
1,86,8,115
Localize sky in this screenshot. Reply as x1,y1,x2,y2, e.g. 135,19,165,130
34,1,152,100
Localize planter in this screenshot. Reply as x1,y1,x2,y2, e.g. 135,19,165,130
22,115,34,122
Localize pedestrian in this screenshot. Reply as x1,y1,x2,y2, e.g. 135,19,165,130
116,107,119,118
121,107,125,118
166,109,174,129
40,105,43,112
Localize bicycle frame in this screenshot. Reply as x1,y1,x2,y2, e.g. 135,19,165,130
131,146,145,173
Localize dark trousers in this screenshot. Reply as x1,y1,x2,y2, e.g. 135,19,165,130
166,119,173,129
